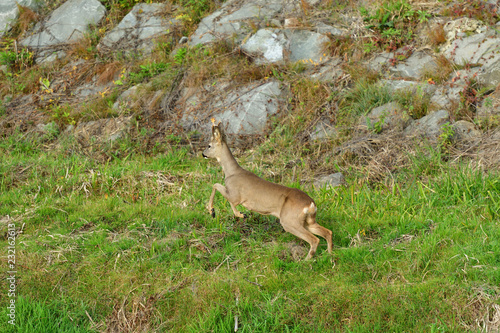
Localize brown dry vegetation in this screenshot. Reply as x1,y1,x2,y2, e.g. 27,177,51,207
10,5,39,37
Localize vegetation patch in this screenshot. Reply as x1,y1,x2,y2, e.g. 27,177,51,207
360,0,431,51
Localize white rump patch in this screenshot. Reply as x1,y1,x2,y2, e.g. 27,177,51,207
303,202,316,214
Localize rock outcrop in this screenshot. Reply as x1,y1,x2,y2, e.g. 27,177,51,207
3,0,500,148
179,80,287,136
20,0,106,63
98,3,177,56
188,0,283,46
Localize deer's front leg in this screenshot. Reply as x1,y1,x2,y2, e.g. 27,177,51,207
207,184,219,218
208,183,245,218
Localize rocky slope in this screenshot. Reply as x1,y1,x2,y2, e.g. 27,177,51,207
1,0,500,179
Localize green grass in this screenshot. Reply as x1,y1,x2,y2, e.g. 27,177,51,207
339,79,392,118
1,131,499,332
0,296,92,333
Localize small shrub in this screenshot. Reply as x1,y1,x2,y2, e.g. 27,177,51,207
367,113,386,134
129,62,171,84
173,0,216,31
41,122,60,141
395,86,430,120
338,79,392,122
0,38,34,71
47,103,76,126
438,122,455,151
420,55,454,84
427,23,447,47
443,0,499,26
476,112,500,131
0,49,16,67
456,78,481,121
360,0,431,50
10,4,39,37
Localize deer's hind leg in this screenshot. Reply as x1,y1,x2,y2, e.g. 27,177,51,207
208,183,245,218
305,222,333,254
279,217,320,260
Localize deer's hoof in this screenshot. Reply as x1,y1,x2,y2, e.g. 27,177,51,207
210,208,215,218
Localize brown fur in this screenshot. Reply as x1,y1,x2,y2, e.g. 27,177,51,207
203,123,333,260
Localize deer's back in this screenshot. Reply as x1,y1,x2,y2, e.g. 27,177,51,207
225,169,313,217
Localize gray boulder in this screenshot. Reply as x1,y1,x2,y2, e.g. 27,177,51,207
380,79,437,96
308,58,343,82
241,29,287,64
430,85,462,110
113,84,141,110
313,173,346,189
444,30,500,86
98,3,176,56
310,120,337,141
369,51,438,79
380,79,419,91
188,0,282,46
367,51,394,72
211,81,285,135
360,102,410,133
314,22,344,36
179,80,287,136
285,29,329,64
389,52,437,79
404,109,450,140
452,120,481,141
241,28,330,65
429,71,480,110
20,0,106,63
442,17,484,49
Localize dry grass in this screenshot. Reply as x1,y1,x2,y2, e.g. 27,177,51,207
11,5,39,37
342,62,379,83
332,132,414,184
290,79,332,123
96,61,123,85
453,128,500,170
66,32,101,61
461,286,500,332
322,121,500,186
427,22,447,47
105,294,160,333
183,41,266,89
326,35,366,61
420,54,454,84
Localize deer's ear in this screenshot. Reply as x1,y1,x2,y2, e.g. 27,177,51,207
212,126,223,142
213,123,226,143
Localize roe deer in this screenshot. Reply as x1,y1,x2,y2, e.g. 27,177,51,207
202,122,333,260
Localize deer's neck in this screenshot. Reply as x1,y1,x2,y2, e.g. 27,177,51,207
219,143,241,177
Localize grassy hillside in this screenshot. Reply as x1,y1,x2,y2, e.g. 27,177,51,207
1,127,499,332
1,0,500,332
